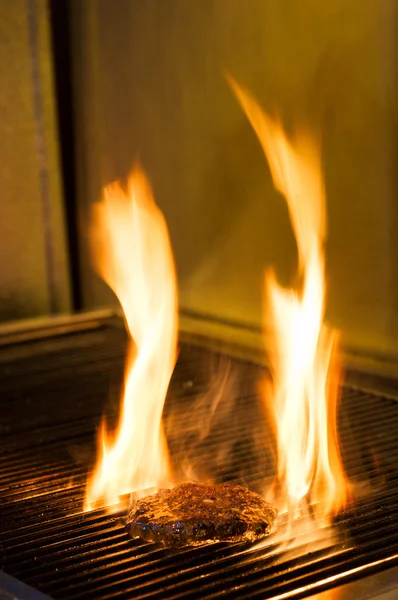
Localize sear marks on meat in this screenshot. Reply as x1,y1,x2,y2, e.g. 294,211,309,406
126,482,277,547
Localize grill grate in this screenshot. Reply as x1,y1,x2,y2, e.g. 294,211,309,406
0,321,398,599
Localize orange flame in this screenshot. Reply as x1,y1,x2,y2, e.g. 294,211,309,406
84,166,177,512
228,76,348,520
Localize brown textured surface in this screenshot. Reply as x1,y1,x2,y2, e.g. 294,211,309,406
126,482,277,547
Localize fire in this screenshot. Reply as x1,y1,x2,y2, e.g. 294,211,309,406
84,166,177,512
228,76,349,520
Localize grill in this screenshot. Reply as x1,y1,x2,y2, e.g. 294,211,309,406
1,316,398,600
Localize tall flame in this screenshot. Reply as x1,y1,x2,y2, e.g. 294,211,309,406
84,166,177,512
228,76,348,520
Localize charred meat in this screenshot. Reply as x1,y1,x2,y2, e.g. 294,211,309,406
126,482,277,547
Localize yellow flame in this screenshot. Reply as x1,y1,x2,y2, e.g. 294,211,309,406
228,76,348,520
84,166,177,512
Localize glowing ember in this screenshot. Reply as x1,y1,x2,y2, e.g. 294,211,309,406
84,166,177,513
228,76,349,521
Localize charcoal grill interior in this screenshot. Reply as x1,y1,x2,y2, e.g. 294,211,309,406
1,317,398,600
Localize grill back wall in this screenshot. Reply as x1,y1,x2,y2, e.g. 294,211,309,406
0,0,71,322
70,0,398,361
1,0,398,364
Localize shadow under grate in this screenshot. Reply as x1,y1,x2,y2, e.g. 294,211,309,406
0,322,398,600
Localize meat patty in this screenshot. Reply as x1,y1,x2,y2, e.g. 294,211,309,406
126,482,277,547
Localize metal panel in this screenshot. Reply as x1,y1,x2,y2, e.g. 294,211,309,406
71,0,398,359
0,572,52,600
0,0,71,322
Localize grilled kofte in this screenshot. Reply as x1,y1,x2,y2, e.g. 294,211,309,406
126,482,277,547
